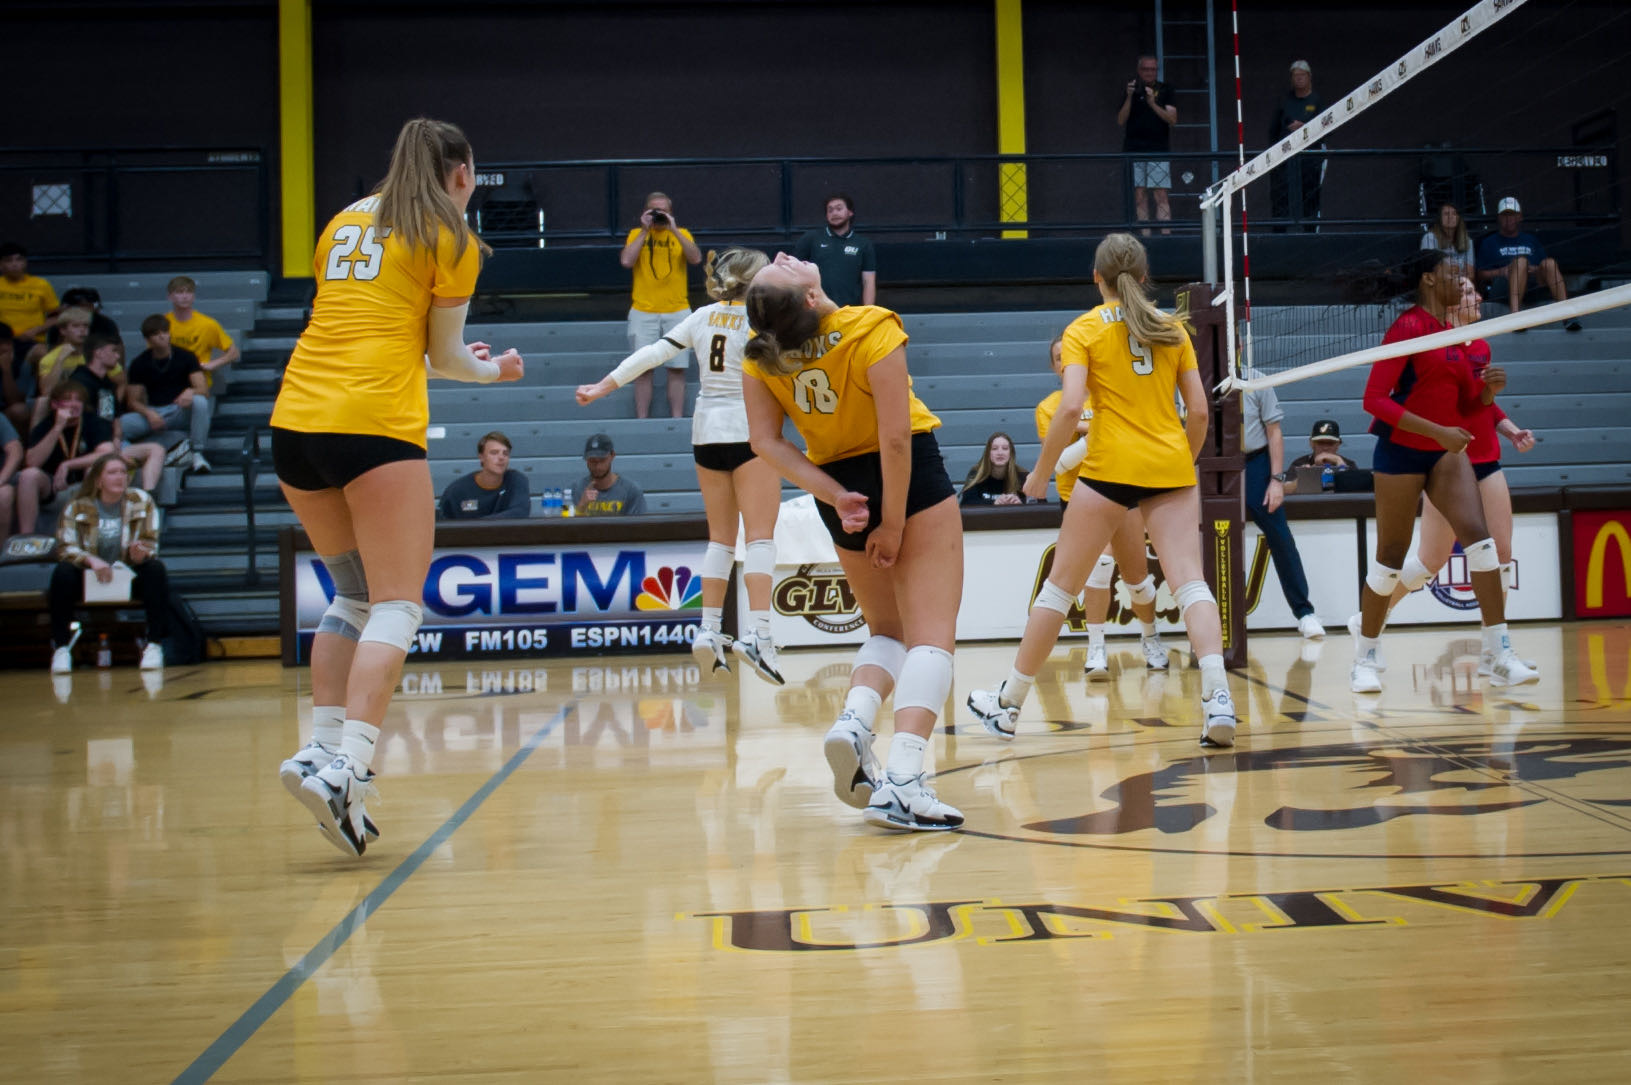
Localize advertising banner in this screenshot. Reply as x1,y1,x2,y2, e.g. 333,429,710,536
290,542,704,662
1573,509,1631,619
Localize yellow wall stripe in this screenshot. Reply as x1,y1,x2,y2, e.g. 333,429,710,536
994,0,1029,239
278,0,316,278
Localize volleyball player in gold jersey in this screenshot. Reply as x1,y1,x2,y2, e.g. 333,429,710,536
271,118,524,856
743,252,964,831
1036,335,1167,679
971,234,1237,747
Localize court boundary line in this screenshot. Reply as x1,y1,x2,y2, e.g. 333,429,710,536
171,699,578,1085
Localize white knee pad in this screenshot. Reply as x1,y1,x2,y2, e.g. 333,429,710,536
853,634,908,682
1173,579,1215,613
317,550,370,640
1399,554,1436,592
1127,575,1158,607
700,542,735,582
744,538,776,580
358,599,424,652
892,645,954,715
1366,561,1401,597
1032,579,1078,617
1464,537,1500,573
1085,553,1116,591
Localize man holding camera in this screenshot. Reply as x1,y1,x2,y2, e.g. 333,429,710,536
618,191,703,418
1116,55,1177,234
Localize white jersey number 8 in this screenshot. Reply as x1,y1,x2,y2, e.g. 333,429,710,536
1127,333,1155,375
324,224,386,282
793,369,839,414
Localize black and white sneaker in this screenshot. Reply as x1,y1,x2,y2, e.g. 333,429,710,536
1200,689,1237,748
297,754,379,858
966,687,1020,741
822,710,880,808
281,742,380,847
690,628,732,678
732,631,785,686
862,773,964,832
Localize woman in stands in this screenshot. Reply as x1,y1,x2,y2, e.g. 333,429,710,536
270,117,524,857
575,248,785,686
1380,276,1537,671
1421,202,1475,278
46,452,168,674
1350,250,1536,693
968,233,1236,747
1036,334,1168,681
959,432,1027,506
743,251,964,832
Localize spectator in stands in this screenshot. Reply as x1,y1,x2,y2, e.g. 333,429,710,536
68,334,164,492
438,431,530,519
1241,375,1324,638
1267,60,1325,233
0,242,58,348
1117,55,1177,234
0,410,21,549
122,314,213,474
0,323,26,434
1476,197,1580,330
47,451,169,674
47,287,120,346
618,192,702,419
793,194,876,307
17,383,113,533
959,432,1027,506
166,276,240,382
1422,203,1475,278
573,433,646,516
1288,418,1360,476
32,306,93,421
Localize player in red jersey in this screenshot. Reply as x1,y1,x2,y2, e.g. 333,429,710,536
1351,250,1538,693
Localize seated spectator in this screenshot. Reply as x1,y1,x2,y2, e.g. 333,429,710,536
1476,197,1580,330
46,287,120,347
960,432,1028,506
1287,418,1360,479
1421,203,1475,278
17,383,116,532
31,306,94,423
0,410,22,549
166,276,239,385
573,433,646,516
439,431,530,520
0,323,26,434
123,314,213,474
68,335,164,493
0,241,58,348
47,452,169,674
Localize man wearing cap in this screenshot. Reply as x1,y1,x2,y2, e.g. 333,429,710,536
1241,372,1324,638
573,433,647,517
1289,419,1360,475
1476,197,1580,329
1267,60,1325,232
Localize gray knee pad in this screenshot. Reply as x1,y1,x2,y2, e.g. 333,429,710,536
1032,580,1077,617
853,634,908,682
358,599,424,652
1085,553,1116,591
892,645,954,716
317,550,370,640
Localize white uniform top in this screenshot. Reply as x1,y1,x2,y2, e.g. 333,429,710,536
608,300,751,445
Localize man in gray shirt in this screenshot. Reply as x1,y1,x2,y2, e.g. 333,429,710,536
1241,376,1322,638
573,433,646,517
438,431,531,520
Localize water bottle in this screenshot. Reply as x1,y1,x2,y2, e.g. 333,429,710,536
97,634,112,669
546,488,562,517
1321,465,1334,491
561,488,574,517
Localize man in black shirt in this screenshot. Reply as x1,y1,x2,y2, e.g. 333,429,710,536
793,194,876,308
438,431,531,520
18,383,115,527
67,335,164,491
122,314,213,472
1116,55,1178,233
1267,60,1325,232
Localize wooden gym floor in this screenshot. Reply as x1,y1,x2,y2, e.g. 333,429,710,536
4,621,1631,1083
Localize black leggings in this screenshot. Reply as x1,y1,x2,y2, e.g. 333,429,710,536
50,559,170,647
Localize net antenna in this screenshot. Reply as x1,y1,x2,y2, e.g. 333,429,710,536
1203,0,1534,391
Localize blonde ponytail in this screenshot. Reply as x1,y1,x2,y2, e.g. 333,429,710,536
1095,232,1185,347
374,118,491,261
705,247,769,302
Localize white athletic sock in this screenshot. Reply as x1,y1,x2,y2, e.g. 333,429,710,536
312,705,344,751
750,609,772,639
1356,635,1380,662
1482,623,1509,655
843,685,882,730
1086,623,1106,647
1139,620,1158,638
701,606,723,634
1198,654,1228,698
1000,668,1034,709
886,731,927,782
339,719,380,775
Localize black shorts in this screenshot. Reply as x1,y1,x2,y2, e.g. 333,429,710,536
814,431,956,552
1371,436,1447,477
693,441,757,473
1473,459,1503,481
1079,477,1186,509
272,427,427,491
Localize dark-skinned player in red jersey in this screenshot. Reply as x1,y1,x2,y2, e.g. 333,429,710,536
1349,249,1539,694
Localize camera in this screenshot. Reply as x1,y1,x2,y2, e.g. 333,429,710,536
648,209,669,225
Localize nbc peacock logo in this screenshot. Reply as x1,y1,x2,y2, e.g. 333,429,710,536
635,566,703,611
